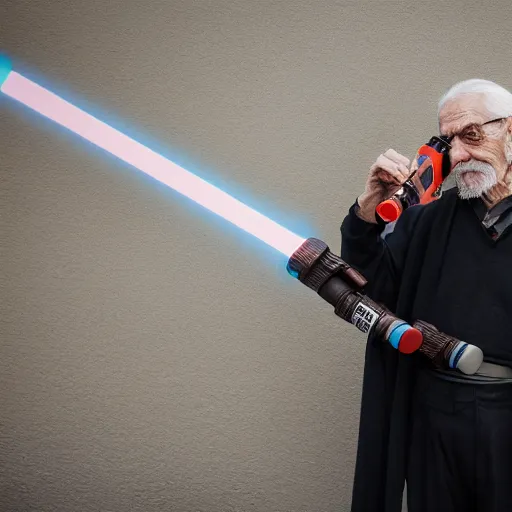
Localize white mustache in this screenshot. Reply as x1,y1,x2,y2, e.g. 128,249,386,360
453,160,496,174
453,159,497,199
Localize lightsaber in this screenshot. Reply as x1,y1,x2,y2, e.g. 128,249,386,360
0,54,484,371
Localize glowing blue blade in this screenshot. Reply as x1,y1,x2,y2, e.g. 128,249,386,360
0,54,306,257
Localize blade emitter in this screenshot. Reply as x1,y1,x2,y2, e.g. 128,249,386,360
0,54,484,371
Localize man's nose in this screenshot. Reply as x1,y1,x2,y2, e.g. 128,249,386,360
449,139,472,169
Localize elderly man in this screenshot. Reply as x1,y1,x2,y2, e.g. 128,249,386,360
340,79,512,512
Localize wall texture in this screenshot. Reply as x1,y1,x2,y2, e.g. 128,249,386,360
1,1,511,511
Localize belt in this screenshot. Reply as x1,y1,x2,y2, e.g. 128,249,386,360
434,361,512,384
476,361,512,379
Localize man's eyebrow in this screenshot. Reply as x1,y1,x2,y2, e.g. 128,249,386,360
440,122,477,137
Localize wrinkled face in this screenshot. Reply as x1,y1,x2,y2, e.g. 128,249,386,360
438,93,512,199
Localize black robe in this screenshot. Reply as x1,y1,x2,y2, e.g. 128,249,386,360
339,187,464,512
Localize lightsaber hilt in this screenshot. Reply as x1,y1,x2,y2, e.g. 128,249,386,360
414,320,484,375
286,238,484,373
287,238,423,354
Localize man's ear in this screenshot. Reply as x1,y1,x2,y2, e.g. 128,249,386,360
505,120,512,166
507,117,512,139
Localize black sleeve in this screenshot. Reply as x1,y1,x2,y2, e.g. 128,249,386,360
339,200,422,308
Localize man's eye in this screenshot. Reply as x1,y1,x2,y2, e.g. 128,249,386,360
463,130,481,141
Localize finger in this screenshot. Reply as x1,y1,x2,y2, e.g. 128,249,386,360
375,170,401,185
384,149,411,168
381,154,410,180
396,162,411,179
373,156,408,184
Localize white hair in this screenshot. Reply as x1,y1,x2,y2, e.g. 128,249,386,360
438,79,512,118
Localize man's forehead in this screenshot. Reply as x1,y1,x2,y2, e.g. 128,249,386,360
438,94,490,134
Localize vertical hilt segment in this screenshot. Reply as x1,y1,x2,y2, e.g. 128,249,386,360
287,238,423,354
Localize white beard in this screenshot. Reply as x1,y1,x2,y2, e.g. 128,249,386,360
454,159,498,199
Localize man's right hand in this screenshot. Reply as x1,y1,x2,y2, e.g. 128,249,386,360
356,149,412,223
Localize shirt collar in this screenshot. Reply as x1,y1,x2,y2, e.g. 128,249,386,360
470,194,512,239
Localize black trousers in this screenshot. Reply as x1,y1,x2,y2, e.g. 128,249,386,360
406,368,512,512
